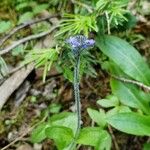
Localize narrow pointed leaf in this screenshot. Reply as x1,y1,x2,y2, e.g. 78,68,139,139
107,112,150,136
96,35,150,85
110,79,150,114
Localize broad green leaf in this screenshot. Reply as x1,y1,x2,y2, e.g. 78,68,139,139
111,79,150,114
102,60,150,114
77,127,111,150
96,131,111,150
45,126,73,150
114,106,131,113
97,99,117,108
48,103,61,114
49,112,77,135
77,127,103,146
106,107,119,117
30,123,50,143
143,143,150,150
18,12,34,24
96,35,150,85
33,4,49,14
139,91,150,103
0,21,12,33
106,105,131,117
107,112,150,136
15,2,30,11
49,112,72,122
12,44,24,56
87,108,106,127
97,95,119,108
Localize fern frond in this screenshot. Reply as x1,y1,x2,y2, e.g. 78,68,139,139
55,14,98,37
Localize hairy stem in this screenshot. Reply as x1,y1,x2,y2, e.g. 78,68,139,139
74,55,81,137
70,55,81,150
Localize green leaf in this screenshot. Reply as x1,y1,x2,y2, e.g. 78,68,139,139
45,126,73,150
49,112,77,135
55,14,98,37
0,57,8,77
107,112,150,136
143,143,150,150
48,103,61,114
111,80,133,106
119,12,137,30
0,21,12,33
30,123,50,143
87,108,106,127
33,4,49,14
77,127,111,150
115,106,131,113
96,35,150,85
15,2,30,11
97,95,119,108
63,66,73,82
110,79,150,114
18,12,34,24
12,44,24,56
23,48,58,82
106,105,131,117
96,131,111,150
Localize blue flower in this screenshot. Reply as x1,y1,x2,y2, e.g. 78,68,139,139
66,35,95,56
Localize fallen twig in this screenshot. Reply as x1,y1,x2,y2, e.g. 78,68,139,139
0,14,59,47
1,127,33,150
0,25,58,109
0,65,24,81
108,125,120,150
0,25,59,55
111,75,150,92
0,63,34,110
1,115,48,150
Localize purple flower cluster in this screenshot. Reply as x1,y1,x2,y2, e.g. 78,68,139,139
66,35,95,55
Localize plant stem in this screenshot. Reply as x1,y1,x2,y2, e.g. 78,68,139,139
105,11,111,35
111,74,150,92
70,55,81,150
74,55,81,137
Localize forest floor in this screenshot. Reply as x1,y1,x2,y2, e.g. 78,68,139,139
0,2,150,150
0,20,150,149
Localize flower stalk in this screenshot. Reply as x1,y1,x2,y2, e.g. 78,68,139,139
66,35,95,149
73,54,81,139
